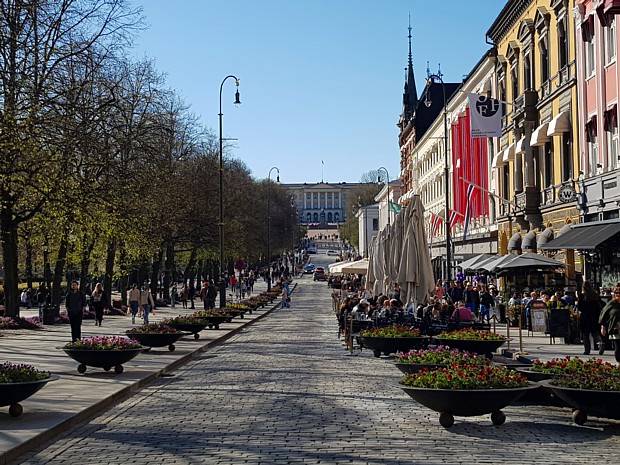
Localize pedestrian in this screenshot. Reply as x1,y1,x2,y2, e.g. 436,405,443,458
20,288,28,308
181,283,188,309
188,282,195,309
205,281,217,310
170,283,178,308
65,280,87,342
140,285,155,324
600,286,620,362
36,282,49,320
91,282,107,327
452,300,473,323
128,283,140,324
281,286,290,308
576,281,604,355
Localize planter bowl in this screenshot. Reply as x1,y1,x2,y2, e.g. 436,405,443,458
540,380,620,424
63,348,142,374
125,331,186,351
432,337,506,358
516,368,561,383
166,321,209,339
0,377,56,417
359,336,429,357
400,383,539,427
394,363,446,375
193,315,230,329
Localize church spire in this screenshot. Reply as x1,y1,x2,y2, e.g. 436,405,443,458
402,14,418,122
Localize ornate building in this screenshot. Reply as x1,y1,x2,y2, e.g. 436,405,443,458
285,182,362,225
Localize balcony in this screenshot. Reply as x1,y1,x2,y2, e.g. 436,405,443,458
538,61,576,106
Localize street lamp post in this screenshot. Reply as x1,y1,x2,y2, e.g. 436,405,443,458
377,166,390,228
267,166,280,292
218,75,241,308
424,73,451,282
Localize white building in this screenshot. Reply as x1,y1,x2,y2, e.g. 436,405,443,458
356,204,379,258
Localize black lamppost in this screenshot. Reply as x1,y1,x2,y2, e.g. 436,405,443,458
267,166,280,292
218,75,241,308
424,73,451,282
377,166,390,228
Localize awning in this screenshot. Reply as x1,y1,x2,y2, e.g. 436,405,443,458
508,232,522,250
458,253,494,271
521,230,537,250
540,221,620,250
479,254,516,273
547,111,571,136
515,137,526,155
537,227,554,248
492,150,506,169
339,258,369,275
502,143,515,163
530,122,550,147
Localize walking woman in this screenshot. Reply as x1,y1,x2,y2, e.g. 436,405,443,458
128,283,140,325
576,281,603,355
91,282,107,327
140,285,156,324
181,283,189,309
600,285,620,362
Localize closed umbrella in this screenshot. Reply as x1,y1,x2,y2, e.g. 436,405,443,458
397,196,435,305
366,236,377,293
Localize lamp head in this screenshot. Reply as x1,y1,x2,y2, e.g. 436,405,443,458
424,98,432,108
276,174,280,183
234,79,241,106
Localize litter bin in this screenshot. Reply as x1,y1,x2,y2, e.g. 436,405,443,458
42,305,59,325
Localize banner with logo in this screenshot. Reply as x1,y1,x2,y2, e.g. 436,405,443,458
468,93,501,138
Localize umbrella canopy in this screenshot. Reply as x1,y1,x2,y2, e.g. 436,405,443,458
477,254,515,273
339,259,369,275
328,260,352,275
366,235,378,293
458,254,494,272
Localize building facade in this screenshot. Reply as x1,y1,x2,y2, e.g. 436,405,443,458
487,0,580,284
356,204,379,258
285,182,362,225
374,180,402,232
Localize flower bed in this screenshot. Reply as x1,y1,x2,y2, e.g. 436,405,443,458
548,357,620,390
437,328,505,341
163,316,209,339
360,325,421,338
64,336,142,351
0,316,42,330
127,323,182,334
401,363,528,390
0,362,50,383
126,324,184,352
397,346,484,365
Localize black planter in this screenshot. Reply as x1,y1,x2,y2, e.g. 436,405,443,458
400,383,539,427
125,332,186,352
540,380,620,424
516,368,560,383
0,377,56,417
394,363,445,375
359,336,429,358
63,348,142,374
432,337,506,358
193,315,230,330
166,321,209,339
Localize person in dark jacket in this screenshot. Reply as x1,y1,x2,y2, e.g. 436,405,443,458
600,286,620,362
65,280,87,342
576,281,604,355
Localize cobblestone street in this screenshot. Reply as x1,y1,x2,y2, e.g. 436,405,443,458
12,276,620,465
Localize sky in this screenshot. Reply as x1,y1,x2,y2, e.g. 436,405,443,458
130,1,506,184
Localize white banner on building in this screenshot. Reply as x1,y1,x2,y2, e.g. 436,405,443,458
468,93,502,138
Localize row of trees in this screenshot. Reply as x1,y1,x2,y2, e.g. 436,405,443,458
0,0,301,316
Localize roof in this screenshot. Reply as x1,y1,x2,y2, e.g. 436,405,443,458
540,221,620,250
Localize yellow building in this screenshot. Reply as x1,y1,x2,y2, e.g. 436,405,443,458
487,0,580,281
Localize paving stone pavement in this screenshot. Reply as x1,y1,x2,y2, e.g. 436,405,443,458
10,271,620,465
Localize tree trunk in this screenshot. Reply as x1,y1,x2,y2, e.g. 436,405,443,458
1,205,20,317
51,236,69,306
151,249,163,300
119,244,128,305
25,237,33,290
163,241,174,300
183,246,197,285
79,237,96,296
104,239,116,308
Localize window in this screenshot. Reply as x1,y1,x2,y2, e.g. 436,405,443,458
562,134,572,182
306,213,311,223
511,66,519,101
539,36,549,83
605,17,617,65
586,116,599,176
327,212,333,222
334,212,340,222
585,36,596,76
523,53,533,90
558,18,568,69
372,218,379,231
605,105,619,170
543,142,553,188
313,213,318,222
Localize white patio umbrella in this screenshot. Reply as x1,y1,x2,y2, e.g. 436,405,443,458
366,236,378,293
397,196,435,305
339,259,369,275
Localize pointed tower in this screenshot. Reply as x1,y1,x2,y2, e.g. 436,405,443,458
401,16,417,124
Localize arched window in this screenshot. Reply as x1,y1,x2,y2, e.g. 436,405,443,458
335,212,340,222
327,212,333,222
313,213,319,222
306,213,311,223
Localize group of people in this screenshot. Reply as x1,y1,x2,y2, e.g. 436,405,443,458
65,281,111,342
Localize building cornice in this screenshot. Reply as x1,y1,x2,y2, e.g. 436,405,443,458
487,0,534,44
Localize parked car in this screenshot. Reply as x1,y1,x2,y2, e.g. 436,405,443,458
313,267,327,281
303,264,316,274
327,250,339,256
307,245,318,254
